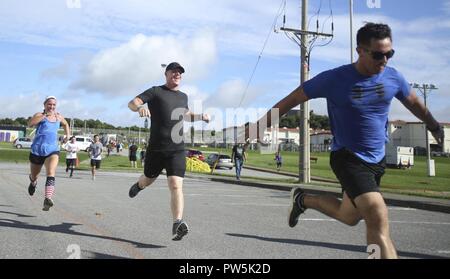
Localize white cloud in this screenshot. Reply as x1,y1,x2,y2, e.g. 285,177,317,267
69,32,217,96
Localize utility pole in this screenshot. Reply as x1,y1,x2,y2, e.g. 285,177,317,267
410,83,438,177
280,0,333,184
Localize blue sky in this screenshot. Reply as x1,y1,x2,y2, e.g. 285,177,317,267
1,0,449,130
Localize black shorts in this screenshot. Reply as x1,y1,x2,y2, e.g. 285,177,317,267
144,150,186,178
90,159,101,169
330,148,385,203
66,158,76,166
29,152,60,166
129,155,137,162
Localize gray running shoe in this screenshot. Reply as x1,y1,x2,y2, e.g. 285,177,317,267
172,220,189,241
129,182,143,198
42,198,54,211
288,187,306,228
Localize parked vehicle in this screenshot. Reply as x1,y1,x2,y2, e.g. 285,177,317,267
13,137,32,149
74,136,93,152
431,151,450,158
386,145,414,168
206,153,233,170
185,149,205,161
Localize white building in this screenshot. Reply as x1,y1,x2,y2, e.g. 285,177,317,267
388,121,449,153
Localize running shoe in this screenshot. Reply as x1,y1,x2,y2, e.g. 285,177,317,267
288,187,306,228
28,175,37,196
42,198,54,211
172,220,189,241
129,182,143,198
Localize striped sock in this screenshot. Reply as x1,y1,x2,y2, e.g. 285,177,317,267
45,176,55,199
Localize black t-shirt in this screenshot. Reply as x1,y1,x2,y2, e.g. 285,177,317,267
129,144,138,156
137,85,189,151
232,145,245,160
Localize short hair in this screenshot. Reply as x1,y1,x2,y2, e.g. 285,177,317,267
356,23,392,47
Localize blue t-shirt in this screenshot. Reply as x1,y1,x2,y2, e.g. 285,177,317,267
303,64,410,163
31,117,61,156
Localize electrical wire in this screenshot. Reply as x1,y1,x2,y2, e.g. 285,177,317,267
237,0,286,108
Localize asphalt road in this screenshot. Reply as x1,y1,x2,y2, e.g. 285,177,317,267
0,162,449,259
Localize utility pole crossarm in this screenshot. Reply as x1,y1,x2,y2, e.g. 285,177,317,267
280,27,333,37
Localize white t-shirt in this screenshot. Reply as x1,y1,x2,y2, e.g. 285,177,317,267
65,143,79,159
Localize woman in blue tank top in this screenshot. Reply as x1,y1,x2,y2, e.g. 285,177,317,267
28,96,70,211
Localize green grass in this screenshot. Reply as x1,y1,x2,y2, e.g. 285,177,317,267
197,147,450,198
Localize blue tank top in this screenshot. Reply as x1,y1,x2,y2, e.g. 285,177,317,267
31,117,61,156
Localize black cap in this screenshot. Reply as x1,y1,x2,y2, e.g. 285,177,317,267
165,62,185,73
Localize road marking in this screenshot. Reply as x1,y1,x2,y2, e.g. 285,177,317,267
437,251,450,254
388,207,417,211
301,219,450,225
390,221,450,225
224,203,288,207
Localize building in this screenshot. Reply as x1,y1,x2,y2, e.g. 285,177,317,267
388,121,449,153
0,125,27,142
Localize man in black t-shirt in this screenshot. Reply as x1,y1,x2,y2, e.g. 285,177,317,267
231,143,247,181
127,62,210,241
128,143,138,168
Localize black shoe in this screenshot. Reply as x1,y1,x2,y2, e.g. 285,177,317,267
42,198,54,211
28,175,37,196
172,220,189,241
288,187,306,228
129,182,143,198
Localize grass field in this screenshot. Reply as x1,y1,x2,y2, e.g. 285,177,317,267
1,142,449,198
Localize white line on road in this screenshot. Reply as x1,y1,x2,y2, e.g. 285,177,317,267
301,219,450,226
387,207,417,211
223,203,288,207
437,251,450,254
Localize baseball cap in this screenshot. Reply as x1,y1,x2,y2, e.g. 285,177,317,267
165,62,185,73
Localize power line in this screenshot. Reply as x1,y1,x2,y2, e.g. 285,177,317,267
237,0,286,108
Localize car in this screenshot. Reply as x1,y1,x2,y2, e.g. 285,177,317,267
431,151,450,158
206,153,233,170
185,149,205,161
13,137,33,149
74,136,93,152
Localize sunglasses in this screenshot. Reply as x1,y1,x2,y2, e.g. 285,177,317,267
361,47,395,60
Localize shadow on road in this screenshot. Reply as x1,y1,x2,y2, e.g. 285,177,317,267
0,210,36,218
226,233,448,259
0,219,166,250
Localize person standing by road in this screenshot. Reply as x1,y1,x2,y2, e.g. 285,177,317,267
274,151,282,171
231,143,247,181
245,23,444,258
127,62,210,241
27,96,70,211
129,142,138,168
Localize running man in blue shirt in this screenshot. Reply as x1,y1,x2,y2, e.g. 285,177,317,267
28,96,70,211
246,23,444,258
